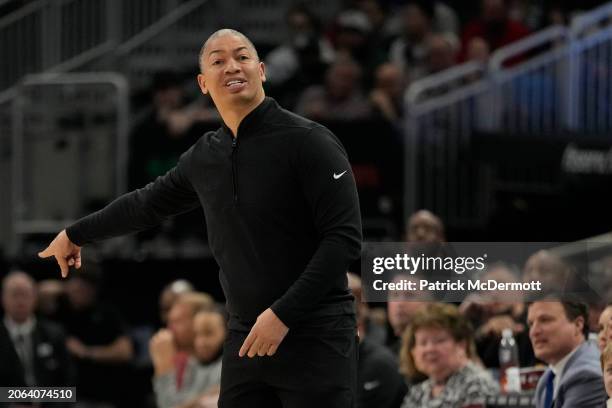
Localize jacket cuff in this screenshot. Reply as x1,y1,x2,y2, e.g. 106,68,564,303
270,302,296,329
65,226,86,247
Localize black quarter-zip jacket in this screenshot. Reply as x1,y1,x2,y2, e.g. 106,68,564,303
66,97,362,330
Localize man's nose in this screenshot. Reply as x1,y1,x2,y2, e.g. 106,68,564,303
225,58,241,73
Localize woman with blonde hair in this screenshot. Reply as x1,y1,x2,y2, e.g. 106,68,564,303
601,342,612,408
400,303,498,408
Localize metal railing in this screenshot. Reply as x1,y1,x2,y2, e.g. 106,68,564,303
0,1,46,92
0,98,11,248
10,72,128,253
569,2,612,132
0,0,117,96
404,62,492,227
404,3,612,227
0,0,210,96
114,0,214,90
489,25,570,135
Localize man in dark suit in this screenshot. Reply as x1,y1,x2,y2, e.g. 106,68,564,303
528,300,607,408
0,271,73,388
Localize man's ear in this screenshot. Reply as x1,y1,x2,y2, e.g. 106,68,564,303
197,73,208,94
575,315,585,336
259,61,266,83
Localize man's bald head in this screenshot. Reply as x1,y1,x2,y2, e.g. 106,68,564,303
2,271,36,296
2,271,37,323
198,29,259,73
406,209,445,243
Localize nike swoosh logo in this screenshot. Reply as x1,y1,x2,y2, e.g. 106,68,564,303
333,171,347,180
363,381,380,391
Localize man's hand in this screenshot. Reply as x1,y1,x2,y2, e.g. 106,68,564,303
149,329,177,376
66,336,89,359
239,308,288,358
38,229,81,278
478,315,524,338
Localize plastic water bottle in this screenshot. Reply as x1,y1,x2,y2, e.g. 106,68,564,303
499,328,521,393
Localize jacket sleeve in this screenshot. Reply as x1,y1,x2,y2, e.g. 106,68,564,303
152,372,180,408
66,147,200,246
270,125,362,326
558,369,607,408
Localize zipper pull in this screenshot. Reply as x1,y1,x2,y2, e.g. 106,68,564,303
232,138,237,148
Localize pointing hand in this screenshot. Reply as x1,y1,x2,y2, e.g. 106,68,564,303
38,229,82,278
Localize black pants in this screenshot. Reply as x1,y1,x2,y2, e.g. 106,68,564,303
218,314,358,408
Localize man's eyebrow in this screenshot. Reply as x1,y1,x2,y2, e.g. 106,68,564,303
208,46,251,58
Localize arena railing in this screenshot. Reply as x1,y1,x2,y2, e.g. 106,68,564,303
114,0,214,91
568,1,612,132
404,1,612,229
488,25,570,136
0,98,11,249
0,0,209,98
10,72,128,255
404,61,491,228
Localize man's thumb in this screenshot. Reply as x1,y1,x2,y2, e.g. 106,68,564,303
38,247,51,258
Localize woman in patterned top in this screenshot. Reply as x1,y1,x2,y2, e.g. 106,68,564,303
400,303,498,408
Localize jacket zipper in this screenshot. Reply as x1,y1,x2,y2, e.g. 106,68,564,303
231,137,238,203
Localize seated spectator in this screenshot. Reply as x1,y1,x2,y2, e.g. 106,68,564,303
265,3,334,108
130,71,191,189
180,308,226,407
60,266,134,407
465,36,491,65
426,32,459,75
431,1,460,35
159,279,195,326
400,303,498,407
150,292,216,408
355,0,396,54
369,62,407,123
522,250,571,297
158,308,225,408
348,273,407,408
460,0,530,62
405,209,446,243
386,1,460,40
36,279,65,322
601,343,612,408
460,263,536,368
331,9,387,84
295,57,371,121
129,71,217,191
0,271,73,388
389,2,436,81
528,300,607,408
347,272,385,345
599,303,612,352
387,273,432,356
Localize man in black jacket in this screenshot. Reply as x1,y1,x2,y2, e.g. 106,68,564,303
0,271,73,389
39,29,362,407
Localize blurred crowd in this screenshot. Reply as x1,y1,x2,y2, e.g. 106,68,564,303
2,208,612,407
132,0,605,142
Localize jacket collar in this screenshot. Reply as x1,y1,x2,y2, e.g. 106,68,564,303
4,316,36,339
221,97,277,139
